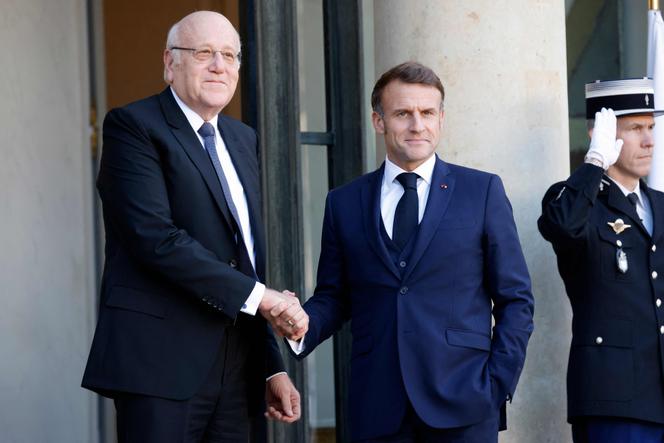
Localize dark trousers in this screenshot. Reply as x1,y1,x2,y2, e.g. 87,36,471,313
114,326,250,443
572,417,664,443
355,403,499,443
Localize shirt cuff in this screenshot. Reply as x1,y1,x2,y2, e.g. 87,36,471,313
287,336,306,355
584,153,606,169
266,371,287,382
240,282,265,316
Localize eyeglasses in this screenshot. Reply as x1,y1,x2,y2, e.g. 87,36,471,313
169,46,241,66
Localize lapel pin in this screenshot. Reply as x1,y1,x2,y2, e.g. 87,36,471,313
440,184,448,189
608,218,631,234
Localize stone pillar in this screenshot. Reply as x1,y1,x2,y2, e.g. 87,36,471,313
0,0,98,441
373,2,571,441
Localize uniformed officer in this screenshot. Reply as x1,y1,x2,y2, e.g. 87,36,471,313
539,78,664,443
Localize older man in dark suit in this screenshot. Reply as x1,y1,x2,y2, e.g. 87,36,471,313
82,11,306,442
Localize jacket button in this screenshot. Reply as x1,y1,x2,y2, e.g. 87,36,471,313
657,299,662,308
653,271,659,279
653,245,657,252
400,287,408,295
229,259,238,268
399,261,407,268
660,326,664,335
595,336,603,344
616,240,622,247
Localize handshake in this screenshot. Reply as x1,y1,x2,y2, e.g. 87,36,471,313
258,288,309,341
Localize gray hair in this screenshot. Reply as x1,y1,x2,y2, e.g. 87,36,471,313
166,21,182,63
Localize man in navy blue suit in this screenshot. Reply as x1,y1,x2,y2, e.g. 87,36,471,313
286,62,535,442
82,11,307,442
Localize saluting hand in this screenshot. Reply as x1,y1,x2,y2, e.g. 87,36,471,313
585,107,624,169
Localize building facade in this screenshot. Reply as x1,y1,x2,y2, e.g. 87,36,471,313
0,1,651,442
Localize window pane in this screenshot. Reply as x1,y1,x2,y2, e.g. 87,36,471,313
297,0,327,132
300,144,335,442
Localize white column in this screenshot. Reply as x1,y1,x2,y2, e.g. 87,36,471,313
0,0,98,441
373,2,571,441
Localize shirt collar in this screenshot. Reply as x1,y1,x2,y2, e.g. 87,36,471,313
170,87,219,135
383,154,436,187
606,175,643,203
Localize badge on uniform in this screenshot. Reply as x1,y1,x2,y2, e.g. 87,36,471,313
607,218,630,273
616,248,628,273
608,218,631,234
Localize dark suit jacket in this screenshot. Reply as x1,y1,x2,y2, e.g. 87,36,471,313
539,163,664,425
82,88,284,412
296,157,534,440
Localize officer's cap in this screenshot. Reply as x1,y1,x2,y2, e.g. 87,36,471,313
585,78,664,119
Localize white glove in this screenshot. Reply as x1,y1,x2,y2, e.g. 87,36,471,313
584,107,624,170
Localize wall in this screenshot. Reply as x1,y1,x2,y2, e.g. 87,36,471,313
0,0,98,442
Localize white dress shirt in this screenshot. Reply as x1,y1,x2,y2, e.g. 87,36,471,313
607,176,653,236
380,154,436,237
171,88,265,315
288,154,438,355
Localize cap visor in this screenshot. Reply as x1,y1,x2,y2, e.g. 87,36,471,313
614,108,664,117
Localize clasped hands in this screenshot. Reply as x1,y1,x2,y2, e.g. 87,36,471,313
259,288,308,341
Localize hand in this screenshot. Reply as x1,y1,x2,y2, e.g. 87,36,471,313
265,373,301,423
258,288,309,340
585,107,624,169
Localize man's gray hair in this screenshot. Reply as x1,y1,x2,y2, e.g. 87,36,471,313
166,21,182,62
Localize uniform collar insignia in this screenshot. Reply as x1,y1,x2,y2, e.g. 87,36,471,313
608,218,631,234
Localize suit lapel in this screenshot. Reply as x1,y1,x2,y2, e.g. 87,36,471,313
361,164,400,279
603,177,649,237
402,157,455,282
158,89,235,230
218,116,266,280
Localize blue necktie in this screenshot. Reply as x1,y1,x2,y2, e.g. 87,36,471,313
198,122,255,277
393,172,419,250
198,122,244,233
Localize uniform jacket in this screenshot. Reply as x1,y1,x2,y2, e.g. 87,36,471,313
297,157,534,440
82,88,283,412
539,163,664,424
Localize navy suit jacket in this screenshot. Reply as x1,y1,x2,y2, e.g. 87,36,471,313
296,157,534,440
82,88,283,413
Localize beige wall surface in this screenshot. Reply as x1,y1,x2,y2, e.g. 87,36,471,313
0,0,98,442
373,1,572,441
